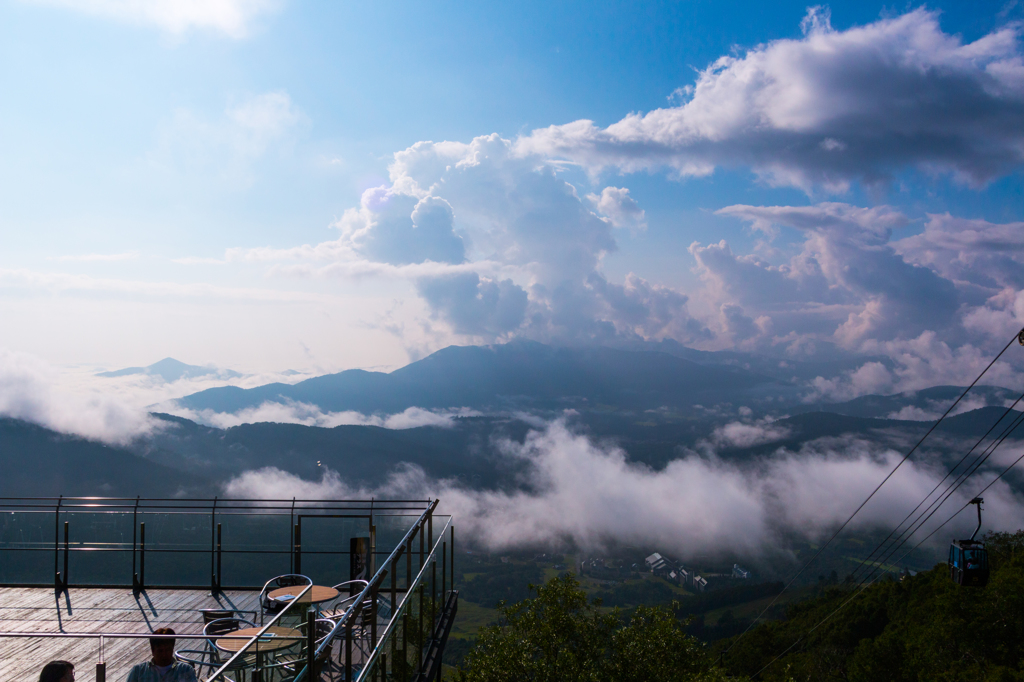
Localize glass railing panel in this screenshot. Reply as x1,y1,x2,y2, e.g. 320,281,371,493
135,512,212,586
217,512,293,588
298,514,371,586
0,511,54,583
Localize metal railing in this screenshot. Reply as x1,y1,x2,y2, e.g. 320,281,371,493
245,503,458,682
0,497,457,682
0,497,434,590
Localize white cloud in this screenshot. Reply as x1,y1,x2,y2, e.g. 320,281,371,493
587,186,647,230
22,0,280,38
696,202,963,351
711,418,790,448
516,9,1024,191
886,394,991,421
170,400,479,429
0,348,158,445
807,332,1024,401
218,134,708,346
895,213,1024,292
223,419,1024,557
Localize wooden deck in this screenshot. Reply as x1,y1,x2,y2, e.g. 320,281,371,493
0,586,260,681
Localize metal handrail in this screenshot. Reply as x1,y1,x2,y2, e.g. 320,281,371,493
290,500,440,681
0,632,304,640
354,515,452,682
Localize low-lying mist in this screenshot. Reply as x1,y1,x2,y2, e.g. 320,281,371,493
224,417,1024,561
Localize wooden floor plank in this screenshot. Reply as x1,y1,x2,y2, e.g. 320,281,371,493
0,587,260,681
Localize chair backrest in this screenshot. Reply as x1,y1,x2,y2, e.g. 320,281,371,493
259,574,312,620
331,579,369,598
203,616,256,639
277,574,309,588
200,609,237,625
314,618,336,645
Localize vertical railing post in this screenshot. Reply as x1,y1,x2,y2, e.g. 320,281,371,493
306,609,316,680
371,570,383,651
131,497,138,588
210,497,217,593
391,546,399,626
427,506,433,564
406,534,413,596
431,559,437,636
53,496,62,592
370,497,376,577
442,541,447,603
345,604,353,682
216,523,223,592
450,525,455,595
419,515,425,573
62,521,69,589
289,497,296,573
402,612,409,680
96,635,106,682
418,584,424,672
138,522,146,594
294,522,302,575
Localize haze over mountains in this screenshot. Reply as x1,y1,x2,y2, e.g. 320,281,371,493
3,340,1023,567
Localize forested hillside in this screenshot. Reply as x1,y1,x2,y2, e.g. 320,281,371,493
718,531,1024,681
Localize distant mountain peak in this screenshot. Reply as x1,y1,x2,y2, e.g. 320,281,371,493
97,358,242,383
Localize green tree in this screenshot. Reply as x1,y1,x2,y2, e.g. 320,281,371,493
455,574,735,682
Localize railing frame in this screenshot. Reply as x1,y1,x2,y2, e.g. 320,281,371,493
0,497,435,590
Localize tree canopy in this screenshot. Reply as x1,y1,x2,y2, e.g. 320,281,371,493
454,573,732,682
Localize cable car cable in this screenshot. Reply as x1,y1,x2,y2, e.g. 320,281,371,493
750,411,1024,680
846,401,1024,584
844,388,1024,583
724,329,1021,652
852,405,1024,584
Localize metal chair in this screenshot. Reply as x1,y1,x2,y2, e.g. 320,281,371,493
172,616,258,681
204,616,259,665
259,574,312,624
320,583,392,675
318,581,369,622
200,608,243,625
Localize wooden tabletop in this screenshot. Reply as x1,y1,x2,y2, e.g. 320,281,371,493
216,626,303,653
269,584,339,604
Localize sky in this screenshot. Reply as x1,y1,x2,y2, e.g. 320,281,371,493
2,0,1024,388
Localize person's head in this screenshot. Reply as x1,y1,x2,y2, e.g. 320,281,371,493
39,661,74,682
150,627,176,666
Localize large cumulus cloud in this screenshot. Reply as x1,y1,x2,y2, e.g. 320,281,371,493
708,202,961,348
517,8,1024,191
205,7,1024,394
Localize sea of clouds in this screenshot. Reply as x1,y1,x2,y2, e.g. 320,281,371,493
224,418,1024,559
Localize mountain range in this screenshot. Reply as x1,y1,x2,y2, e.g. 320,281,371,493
1,341,1020,500
98,357,242,382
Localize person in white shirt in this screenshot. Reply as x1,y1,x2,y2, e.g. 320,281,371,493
126,627,197,682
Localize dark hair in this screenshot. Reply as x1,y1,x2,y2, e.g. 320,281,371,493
150,626,176,648
39,661,73,682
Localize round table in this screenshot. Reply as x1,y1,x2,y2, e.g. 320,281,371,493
216,626,303,654
269,584,339,605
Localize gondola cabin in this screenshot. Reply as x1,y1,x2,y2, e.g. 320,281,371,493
948,539,989,587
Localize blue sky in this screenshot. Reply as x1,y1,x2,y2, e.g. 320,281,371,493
1,0,1024,391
